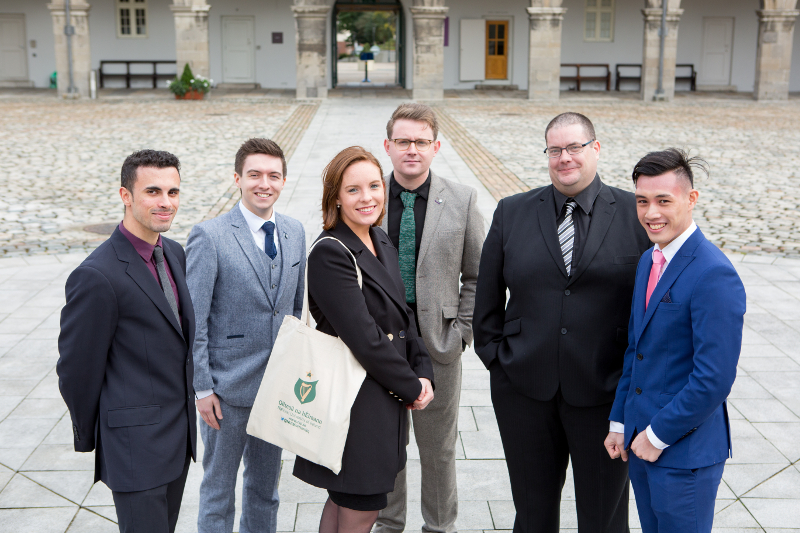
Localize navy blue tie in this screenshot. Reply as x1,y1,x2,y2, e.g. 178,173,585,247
262,221,277,260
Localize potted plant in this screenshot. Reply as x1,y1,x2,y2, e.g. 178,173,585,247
168,64,211,100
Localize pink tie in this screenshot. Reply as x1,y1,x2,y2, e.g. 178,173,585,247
645,249,666,310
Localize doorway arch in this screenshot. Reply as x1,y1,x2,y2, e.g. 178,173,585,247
331,0,405,88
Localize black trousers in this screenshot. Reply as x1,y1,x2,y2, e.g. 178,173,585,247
490,362,629,533
112,453,191,533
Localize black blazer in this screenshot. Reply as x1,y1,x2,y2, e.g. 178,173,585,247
57,228,197,492
473,182,651,407
293,223,434,495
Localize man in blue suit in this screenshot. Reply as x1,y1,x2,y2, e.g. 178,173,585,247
187,138,306,533
605,148,746,533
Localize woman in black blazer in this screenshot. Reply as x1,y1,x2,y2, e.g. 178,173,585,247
293,146,435,533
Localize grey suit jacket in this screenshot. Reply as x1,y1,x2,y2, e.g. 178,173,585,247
382,171,485,364
186,203,306,407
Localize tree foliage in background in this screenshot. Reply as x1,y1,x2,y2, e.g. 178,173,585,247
337,11,396,47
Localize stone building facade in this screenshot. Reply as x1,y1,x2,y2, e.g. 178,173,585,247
1,0,798,101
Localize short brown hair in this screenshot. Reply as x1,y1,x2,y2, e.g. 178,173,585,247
544,112,596,144
386,103,439,141
321,146,385,231
234,138,287,177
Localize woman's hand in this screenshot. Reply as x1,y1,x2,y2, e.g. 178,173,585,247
410,378,434,410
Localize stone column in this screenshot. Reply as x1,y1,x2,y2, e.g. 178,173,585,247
410,0,448,100
292,1,330,99
527,1,567,100
640,0,683,101
47,1,92,98
754,1,799,101
170,0,211,79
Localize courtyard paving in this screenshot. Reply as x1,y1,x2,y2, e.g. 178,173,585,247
0,93,798,532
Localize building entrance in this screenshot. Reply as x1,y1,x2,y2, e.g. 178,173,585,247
332,0,405,88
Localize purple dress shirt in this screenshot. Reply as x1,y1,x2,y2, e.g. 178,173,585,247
119,222,181,320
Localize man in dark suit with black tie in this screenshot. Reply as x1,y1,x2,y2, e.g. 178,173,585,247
57,150,196,533
473,113,651,533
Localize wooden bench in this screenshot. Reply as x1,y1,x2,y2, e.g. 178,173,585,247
560,64,611,91
99,60,177,89
615,63,697,91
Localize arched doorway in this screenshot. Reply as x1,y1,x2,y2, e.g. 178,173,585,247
331,0,405,88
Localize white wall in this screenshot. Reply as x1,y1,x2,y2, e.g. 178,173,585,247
791,6,800,92
0,1,56,88
441,0,530,90
208,0,296,89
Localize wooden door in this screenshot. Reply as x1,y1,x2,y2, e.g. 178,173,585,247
0,14,28,82
485,20,508,80
699,17,733,87
221,16,255,83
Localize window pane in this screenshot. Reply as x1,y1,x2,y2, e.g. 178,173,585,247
134,0,145,3
488,24,496,39
119,0,130,3
585,12,596,39
600,12,611,40
601,0,612,7
135,8,146,35
498,24,505,39
498,41,504,56
586,0,597,7
120,8,131,35
488,41,496,55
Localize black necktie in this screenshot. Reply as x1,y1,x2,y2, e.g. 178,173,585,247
152,245,181,329
262,221,277,260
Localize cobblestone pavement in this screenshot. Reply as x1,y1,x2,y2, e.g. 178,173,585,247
440,95,800,257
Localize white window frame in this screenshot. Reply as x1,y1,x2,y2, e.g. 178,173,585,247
116,0,148,39
584,0,614,42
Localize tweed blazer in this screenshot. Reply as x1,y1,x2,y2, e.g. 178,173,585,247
186,203,306,407
381,171,485,364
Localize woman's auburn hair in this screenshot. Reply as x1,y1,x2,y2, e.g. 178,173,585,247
321,146,386,231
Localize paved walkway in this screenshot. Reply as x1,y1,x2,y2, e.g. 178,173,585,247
0,97,799,532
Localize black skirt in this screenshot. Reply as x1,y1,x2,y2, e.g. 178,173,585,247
328,489,388,511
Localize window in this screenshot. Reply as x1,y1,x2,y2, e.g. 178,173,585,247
117,0,147,38
584,0,614,42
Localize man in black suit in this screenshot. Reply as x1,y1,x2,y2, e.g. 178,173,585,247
473,113,651,533
57,150,197,533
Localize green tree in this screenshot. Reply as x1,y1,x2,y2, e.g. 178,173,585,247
337,11,396,47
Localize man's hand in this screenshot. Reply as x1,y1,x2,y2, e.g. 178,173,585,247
631,431,663,462
196,393,223,430
411,378,434,411
604,432,628,462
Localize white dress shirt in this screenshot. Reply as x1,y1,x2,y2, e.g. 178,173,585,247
195,202,281,401
610,222,698,450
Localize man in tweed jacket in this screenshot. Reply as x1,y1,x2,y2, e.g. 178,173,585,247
186,138,306,533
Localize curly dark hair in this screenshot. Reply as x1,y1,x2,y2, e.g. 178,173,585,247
120,149,181,191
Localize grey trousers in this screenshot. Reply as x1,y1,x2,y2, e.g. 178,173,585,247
198,396,282,533
376,356,462,533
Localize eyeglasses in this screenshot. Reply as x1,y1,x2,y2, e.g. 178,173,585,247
544,139,595,158
390,139,434,152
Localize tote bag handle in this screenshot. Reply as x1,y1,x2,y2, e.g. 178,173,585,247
301,236,362,327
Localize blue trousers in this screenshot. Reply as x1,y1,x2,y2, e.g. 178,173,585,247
629,454,725,533
198,396,282,533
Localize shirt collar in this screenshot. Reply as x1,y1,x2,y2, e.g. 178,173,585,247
655,221,698,265
119,221,163,263
239,201,276,233
553,173,602,217
390,171,431,201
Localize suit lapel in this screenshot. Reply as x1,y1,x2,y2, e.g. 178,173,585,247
273,213,298,307
536,186,567,277
416,172,446,268
163,242,190,341
637,230,704,338
112,230,184,339
229,205,275,306
568,185,616,287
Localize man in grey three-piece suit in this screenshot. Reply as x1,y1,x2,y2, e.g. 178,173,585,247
376,103,485,533
186,138,306,533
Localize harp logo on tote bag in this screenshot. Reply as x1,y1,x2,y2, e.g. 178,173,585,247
294,374,318,404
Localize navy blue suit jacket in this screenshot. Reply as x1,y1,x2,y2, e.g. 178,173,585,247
609,228,746,470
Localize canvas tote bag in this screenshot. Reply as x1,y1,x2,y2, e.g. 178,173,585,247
246,237,367,475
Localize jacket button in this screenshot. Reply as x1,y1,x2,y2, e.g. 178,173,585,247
564,290,570,296
637,353,643,361
399,331,406,339
272,264,277,269
272,284,276,289
274,310,279,316
635,387,642,395
561,328,567,335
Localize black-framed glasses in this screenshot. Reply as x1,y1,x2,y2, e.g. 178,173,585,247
544,139,594,158
390,138,434,152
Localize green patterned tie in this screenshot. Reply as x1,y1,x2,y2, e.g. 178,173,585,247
399,191,418,303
